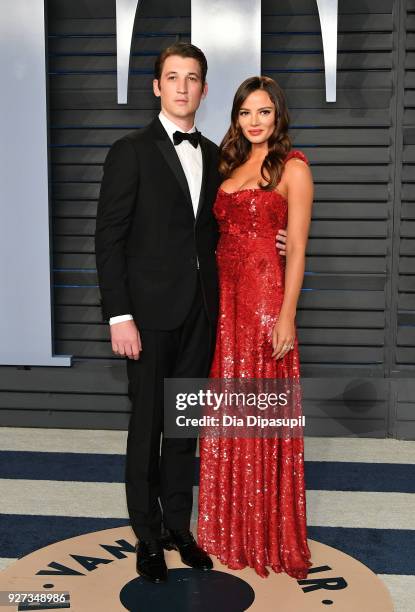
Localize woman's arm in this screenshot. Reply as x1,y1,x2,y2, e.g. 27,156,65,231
272,158,314,359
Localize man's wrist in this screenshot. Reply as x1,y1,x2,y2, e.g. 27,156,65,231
109,314,134,325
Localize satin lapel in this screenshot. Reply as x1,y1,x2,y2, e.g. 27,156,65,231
195,137,210,223
154,129,193,214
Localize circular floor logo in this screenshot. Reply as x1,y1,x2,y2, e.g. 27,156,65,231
0,527,393,611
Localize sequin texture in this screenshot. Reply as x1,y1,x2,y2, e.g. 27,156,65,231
197,150,312,579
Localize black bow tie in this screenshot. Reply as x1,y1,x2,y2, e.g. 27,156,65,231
173,130,201,148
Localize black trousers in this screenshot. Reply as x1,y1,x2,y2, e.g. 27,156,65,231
125,274,213,540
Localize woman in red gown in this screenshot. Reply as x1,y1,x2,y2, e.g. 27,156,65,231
197,76,314,579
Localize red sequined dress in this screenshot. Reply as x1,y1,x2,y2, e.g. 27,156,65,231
197,149,312,579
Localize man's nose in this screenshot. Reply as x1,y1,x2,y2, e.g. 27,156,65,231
177,79,188,93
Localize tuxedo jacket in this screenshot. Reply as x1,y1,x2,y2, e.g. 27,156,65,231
95,116,221,330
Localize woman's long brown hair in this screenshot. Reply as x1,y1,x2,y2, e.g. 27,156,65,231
219,76,292,191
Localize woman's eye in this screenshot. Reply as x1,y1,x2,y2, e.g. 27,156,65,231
261,110,271,115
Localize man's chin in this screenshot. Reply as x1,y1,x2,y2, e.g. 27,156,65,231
172,105,198,117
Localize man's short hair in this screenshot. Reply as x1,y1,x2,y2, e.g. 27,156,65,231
154,42,208,85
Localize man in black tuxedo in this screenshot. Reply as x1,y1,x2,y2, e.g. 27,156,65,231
95,43,220,583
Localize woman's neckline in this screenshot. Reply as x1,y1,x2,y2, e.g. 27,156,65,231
218,149,304,200
218,186,288,201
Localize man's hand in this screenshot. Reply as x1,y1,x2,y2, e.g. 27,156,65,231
110,319,142,360
276,228,287,255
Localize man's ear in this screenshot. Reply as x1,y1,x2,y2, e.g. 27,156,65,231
153,78,161,97
202,81,208,99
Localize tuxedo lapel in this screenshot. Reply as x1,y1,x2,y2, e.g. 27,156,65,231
195,137,210,223
152,118,194,215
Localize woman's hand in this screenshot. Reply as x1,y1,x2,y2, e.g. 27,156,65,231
271,313,295,359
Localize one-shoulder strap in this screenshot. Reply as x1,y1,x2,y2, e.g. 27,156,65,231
284,149,310,166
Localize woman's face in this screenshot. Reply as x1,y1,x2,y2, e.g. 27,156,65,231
237,89,276,145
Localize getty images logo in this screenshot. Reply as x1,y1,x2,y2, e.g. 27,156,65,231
116,0,338,105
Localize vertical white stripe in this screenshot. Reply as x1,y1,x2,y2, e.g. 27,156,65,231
191,0,261,143
116,0,140,104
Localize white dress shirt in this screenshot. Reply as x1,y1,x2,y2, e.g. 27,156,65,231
109,111,203,326
158,111,203,216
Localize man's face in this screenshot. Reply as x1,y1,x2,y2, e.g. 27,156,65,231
153,55,207,122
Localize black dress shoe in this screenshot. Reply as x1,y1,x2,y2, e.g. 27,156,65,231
136,538,168,583
162,528,213,570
